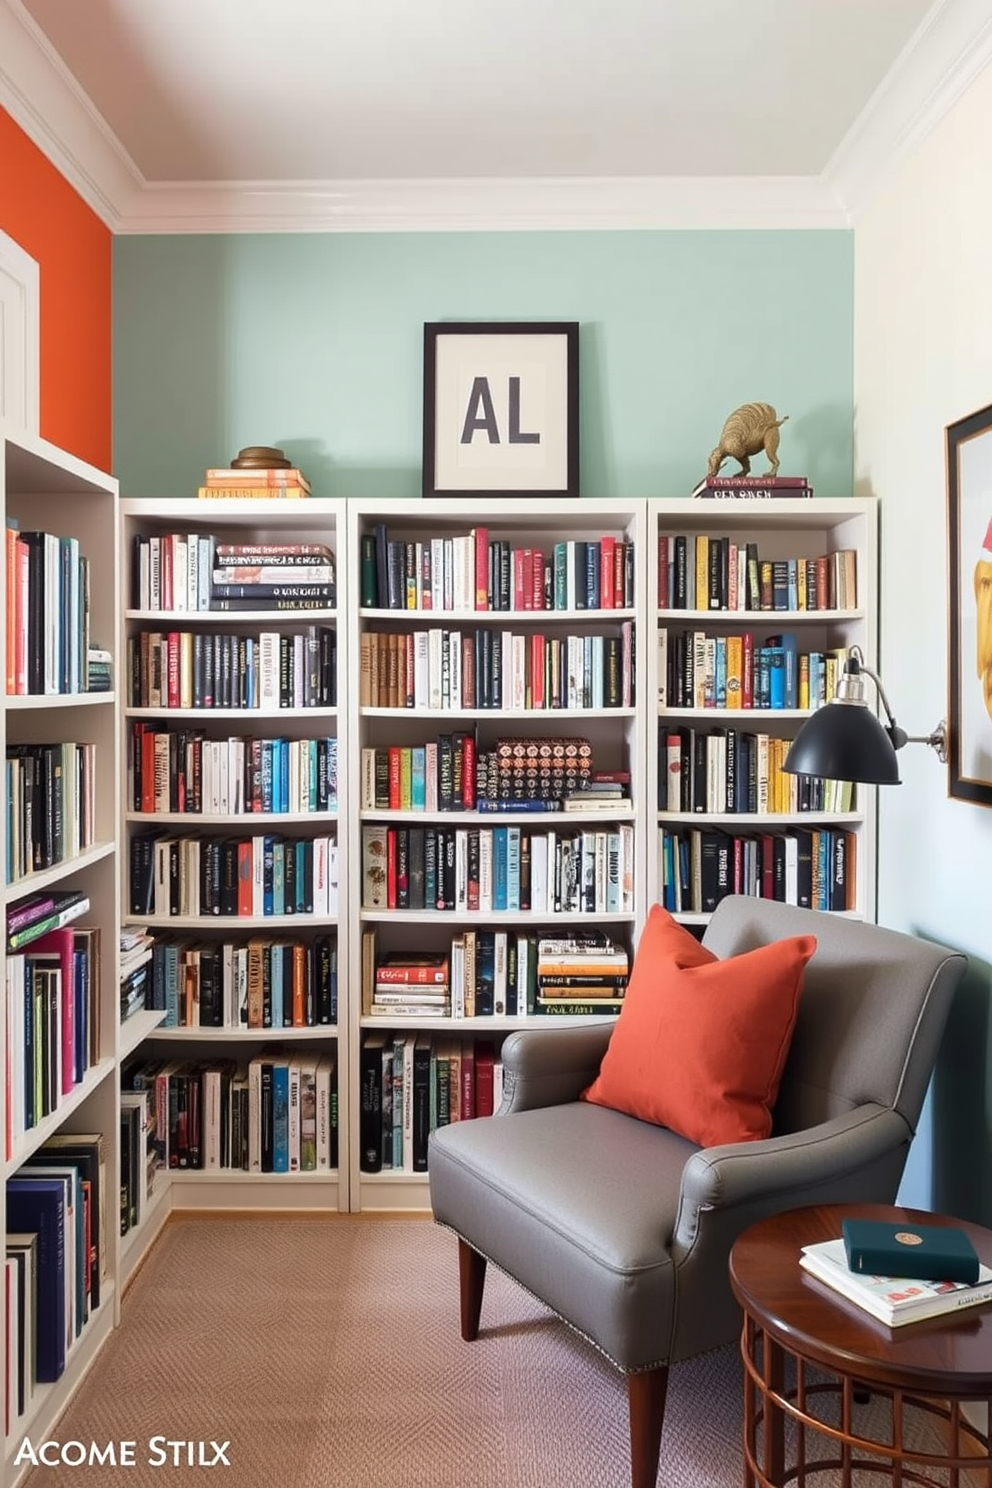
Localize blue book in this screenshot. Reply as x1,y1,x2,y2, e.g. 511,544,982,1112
6,1176,67,1381
410,747,427,811
766,647,786,709
492,828,509,912
260,743,273,812
19,1165,84,1336
766,632,798,708
505,827,521,912
272,842,286,916
271,1059,290,1172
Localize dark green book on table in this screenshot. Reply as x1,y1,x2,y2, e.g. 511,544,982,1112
842,1218,980,1284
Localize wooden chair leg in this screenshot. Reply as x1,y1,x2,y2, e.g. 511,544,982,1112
627,1365,670,1488
457,1238,487,1342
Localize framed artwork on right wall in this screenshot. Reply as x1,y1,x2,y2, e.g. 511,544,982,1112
947,399,992,807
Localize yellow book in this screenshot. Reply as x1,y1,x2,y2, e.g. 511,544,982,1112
197,485,309,499
694,535,709,612
725,635,743,708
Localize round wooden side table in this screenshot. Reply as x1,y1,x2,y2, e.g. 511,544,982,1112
729,1203,992,1487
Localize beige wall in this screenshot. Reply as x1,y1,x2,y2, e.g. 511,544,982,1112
855,59,992,1219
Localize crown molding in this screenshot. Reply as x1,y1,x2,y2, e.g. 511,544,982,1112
826,0,992,218
2,0,991,234
116,176,848,234
0,1,142,228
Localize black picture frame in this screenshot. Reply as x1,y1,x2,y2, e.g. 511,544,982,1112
422,321,580,500
947,399,992,807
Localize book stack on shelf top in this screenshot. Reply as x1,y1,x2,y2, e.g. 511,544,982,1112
197,445,312,500
692,474,814,500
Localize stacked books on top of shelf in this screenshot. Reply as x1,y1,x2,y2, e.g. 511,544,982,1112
691,475,813,500
800,1232,992,1327
197,445,312,500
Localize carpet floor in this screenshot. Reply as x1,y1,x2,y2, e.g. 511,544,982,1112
20,1217,968,1488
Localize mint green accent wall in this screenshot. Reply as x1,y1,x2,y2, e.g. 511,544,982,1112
113,231,853,499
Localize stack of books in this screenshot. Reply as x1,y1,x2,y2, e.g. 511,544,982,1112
209,541,336,612
800,1222,992,1326
534,931,629,1015
197,445,312,499
369,954,451,1018
691,474,814,500
87,643,112,691
6,890,91,951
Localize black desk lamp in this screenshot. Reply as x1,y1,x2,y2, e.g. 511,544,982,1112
783,646,947,784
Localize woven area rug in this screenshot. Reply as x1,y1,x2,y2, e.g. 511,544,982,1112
20,1217,955,1488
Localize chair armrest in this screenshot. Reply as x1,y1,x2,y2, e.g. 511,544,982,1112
674,1104,911,1255
498,1024,614,1112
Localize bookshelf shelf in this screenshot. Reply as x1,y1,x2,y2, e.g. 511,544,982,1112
118,496,350,1233
2,425,121,1462
647,497,878,924
347,497,644,1208
120,1007,168,1061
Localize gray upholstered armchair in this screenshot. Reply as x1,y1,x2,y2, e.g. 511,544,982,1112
428,896,967,1488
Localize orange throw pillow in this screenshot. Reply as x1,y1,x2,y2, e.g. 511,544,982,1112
581,906,816,1146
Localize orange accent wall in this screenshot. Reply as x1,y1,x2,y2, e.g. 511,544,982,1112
0,106,112,471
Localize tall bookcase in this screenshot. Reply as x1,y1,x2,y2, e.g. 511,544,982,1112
345,498,646,1211
1,425,120,1481
117,497,349,1251
646,498,878,926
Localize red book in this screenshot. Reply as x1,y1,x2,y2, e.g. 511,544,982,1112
530,634,546,710
237,841,253,916
600,536,616,608
512,549,526,611
167,633,181,709
375,957,450,986
388,747,402,810
474,527,490,610
29,928,75,1096
140,725,156,813
532,549,545,610
461,733,477,810
474,1040,496,1117
658,535,670,609
614,541,626,608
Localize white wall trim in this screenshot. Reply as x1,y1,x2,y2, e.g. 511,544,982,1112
826,0,992,218
0,228,39,431
116,175,850,235
2,0,992,234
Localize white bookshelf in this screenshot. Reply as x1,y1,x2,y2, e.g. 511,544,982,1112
1,424,120,1483
346,497,647,1212
117,497,349,1251
646,497,878,925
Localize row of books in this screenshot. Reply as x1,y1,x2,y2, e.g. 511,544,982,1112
660,726,855,816
5,740,97,885
143,933,338,1028
362,524,636,613
127,724,338,816
361,929,629,1019
122,1049,339,1174
129,830,339,919
360,822,636,915
4,518,92,695
658,628,849,712
359,1031,502,1172
6,1132,106,1399
359,736,620,815
657,534,857,613
360,621,636,711
127,625,337,710
657,827,857,916
5,923,102,1156
130,533,332,612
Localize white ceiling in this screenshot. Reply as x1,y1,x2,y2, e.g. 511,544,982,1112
2,0,992,232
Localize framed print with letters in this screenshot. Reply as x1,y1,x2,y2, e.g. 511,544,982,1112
947,399,992,807
423,321,579,500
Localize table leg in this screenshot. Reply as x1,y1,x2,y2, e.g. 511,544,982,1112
762,1327,785,1487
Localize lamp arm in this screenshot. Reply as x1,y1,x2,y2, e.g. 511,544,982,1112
848,649,947,763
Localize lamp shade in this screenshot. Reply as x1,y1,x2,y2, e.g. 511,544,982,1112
783,701,901,785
